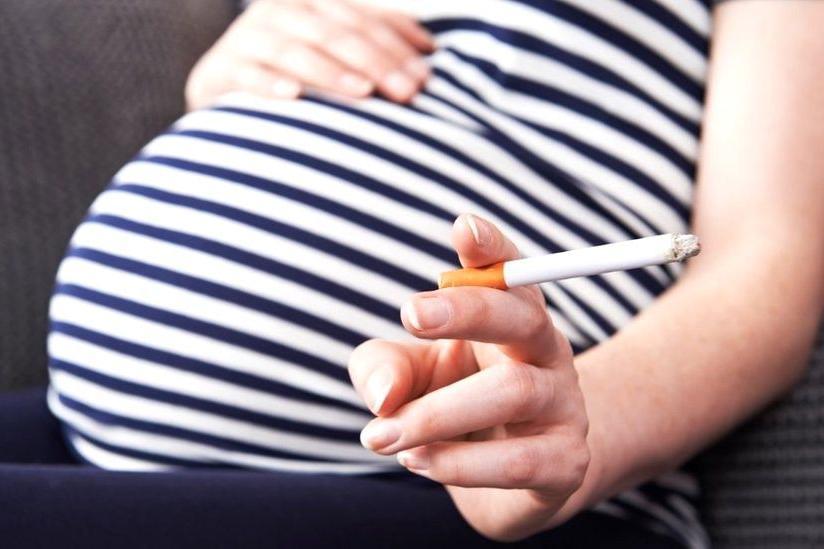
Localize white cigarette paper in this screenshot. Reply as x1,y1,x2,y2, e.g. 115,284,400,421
438,234,701,289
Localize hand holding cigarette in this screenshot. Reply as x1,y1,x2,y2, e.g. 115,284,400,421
349,213,593,539
439,233,700,290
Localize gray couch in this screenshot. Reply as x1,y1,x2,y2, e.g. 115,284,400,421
1,1,822,546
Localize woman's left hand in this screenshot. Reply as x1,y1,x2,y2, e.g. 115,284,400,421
348,214,592,542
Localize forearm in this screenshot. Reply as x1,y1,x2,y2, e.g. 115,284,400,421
576,245,823,508
570,0,824,513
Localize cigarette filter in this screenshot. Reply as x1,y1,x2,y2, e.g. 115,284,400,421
438,233,700,290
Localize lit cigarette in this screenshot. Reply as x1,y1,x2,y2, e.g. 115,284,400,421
438,233,700,290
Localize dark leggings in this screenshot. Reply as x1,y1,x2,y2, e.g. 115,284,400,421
0,388,683,548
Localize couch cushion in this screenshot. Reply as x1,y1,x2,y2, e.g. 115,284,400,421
0,0,235,390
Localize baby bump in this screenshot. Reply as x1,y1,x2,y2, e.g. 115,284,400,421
47,94,473,471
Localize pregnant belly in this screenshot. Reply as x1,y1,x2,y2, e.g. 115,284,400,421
46,94,477,471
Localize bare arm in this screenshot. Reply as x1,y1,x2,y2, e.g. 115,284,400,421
574,0,824,511
349,1,824,541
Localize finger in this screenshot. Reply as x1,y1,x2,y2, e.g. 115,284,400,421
371,9,436,52
186,58,301,110
360,363,554,454
233,63,303,99
348,339,475,416
453,213,521,268
267,6,421,102
396,435,588,491
309,0,428,78
400,285,560,366
234,28,374,97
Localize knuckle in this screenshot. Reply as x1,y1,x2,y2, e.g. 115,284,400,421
522,299,551,340
559,439,590,494
497,363,543,420
502,443,543,487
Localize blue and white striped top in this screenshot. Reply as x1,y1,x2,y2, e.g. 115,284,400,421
48,1,717,547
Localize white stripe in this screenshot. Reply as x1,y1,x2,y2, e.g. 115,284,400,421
593,500,675,540
353,94,643,245
69,220,409,341
216,94,632,245
424,75,680,245
193,102,650,318
121,153,452,256
561,0,706,82
135,138,453,284
426,69,687,234
49,294,364,407
49,389,394,474
68,430,171,471
668,495,711,549
51,370,385,463
435,51,693,210
435,29,697,160
57,257,355,368
88,189,418,307
616,489,707,549
49,332,370,430
368,0,702,120
413,91,486,131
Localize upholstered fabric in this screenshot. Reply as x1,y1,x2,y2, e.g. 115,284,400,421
0,0,235,390
694,324,824,548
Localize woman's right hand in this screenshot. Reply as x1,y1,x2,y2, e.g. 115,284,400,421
185,0,435,111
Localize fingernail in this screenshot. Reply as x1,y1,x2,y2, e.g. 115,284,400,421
397,448,429,471
340,73,373,96
404,58,430,80
365,368,393,415
405,297,450,331
465,214,490,247
360,420,401,451
271,78,301,98
383,70,416,99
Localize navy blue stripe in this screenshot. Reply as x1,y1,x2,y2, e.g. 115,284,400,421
435,65,688,225
609,496,690,546
52,359,363,443
63,425,226,469
425,18,700,133
54,282,352,384
433,56,690,220
132,155,454,268
430,67,670,236
51,321,369,414
224,101,620,248
56,393,370,464
170,128,581,257
418,84,664,242
520,0,704,98
85,214,401,323
158,129,454,222
197,111,652,313
69,247,370,348
619,0,709,53
445,48,694,176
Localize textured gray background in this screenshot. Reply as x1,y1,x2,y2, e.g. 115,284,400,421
0,0,235,389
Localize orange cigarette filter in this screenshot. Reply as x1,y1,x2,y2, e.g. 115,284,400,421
438,262,508,290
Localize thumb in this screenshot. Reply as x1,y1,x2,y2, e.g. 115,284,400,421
348,339,475,416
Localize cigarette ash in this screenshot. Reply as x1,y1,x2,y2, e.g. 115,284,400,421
669,234,701,262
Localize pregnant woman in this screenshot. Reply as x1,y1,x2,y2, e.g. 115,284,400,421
46,1,824,547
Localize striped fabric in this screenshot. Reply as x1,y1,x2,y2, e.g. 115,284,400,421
48,1,715,546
